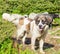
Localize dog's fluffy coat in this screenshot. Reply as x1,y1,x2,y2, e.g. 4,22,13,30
16,17,31,44
2,13,53,54
30,14,53,54
17,14,52,53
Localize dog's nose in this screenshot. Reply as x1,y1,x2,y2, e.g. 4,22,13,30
39,25,42,28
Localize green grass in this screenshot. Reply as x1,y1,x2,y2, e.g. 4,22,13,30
49,18,60,36
51,29,60,36
53,18,60,25
0,38,18,54
0,14,2,20
0,20,16,43
0,38,35,54
56,39,60,44
45,48,60,54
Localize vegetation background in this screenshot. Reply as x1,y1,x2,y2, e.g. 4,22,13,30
0,0,60,54
0,0,60,15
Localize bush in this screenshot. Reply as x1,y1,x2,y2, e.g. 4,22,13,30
0,0,60,15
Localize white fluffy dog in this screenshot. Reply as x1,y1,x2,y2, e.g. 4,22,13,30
2,13,21,21
11,14,23,25
30,14,53,54
2,13,24,25
16,17,30,44
11,14,28,25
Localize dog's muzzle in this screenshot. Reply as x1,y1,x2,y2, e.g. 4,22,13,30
39,24,46,32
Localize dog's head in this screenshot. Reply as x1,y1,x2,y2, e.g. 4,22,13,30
34,14,53,32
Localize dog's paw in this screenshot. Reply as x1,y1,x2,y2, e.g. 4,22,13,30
31,47,36,52
40,51,45,54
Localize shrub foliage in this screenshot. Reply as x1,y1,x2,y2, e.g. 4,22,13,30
0,0,60,15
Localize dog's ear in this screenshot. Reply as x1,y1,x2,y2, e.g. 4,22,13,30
34,14,39,20
19,18,24,25
45,16,53,24
45,16,53,27
34,15,39,24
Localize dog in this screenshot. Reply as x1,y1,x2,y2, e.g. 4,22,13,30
12,17,31,53
2,13,28,25
29,13,37,20
2,13,22,22
50,13,60,19
30,14,53,54
24,14,28,18
16,17,31,44
12,14,53,54
2,13,11,21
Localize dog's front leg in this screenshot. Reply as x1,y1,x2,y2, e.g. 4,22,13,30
22,33,27,45
39,39,45,54
31,36,36,51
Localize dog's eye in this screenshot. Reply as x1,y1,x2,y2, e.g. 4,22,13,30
42,20,45,24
